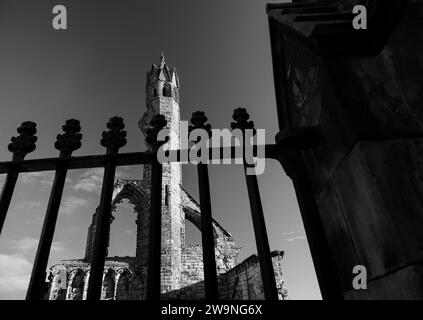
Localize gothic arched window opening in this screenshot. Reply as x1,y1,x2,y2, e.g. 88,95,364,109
101,269,116,300
68,269,85,300
163,84,172,97
116,270,131,300
108,199,138,257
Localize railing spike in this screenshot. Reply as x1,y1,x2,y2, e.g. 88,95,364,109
232,109,278,300
145,113,167,300
189,111,218,300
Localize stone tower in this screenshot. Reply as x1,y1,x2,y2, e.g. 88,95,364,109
84,55,184,293
138,54,184,292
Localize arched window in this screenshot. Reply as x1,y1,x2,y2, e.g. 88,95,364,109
153,88,157,97
49,270,67,300
68,269,85,300
101,269,116,300
162,84,172,97
116,269,131,300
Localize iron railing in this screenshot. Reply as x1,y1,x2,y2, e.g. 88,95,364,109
0,108,287,301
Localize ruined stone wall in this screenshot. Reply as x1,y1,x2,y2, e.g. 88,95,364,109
219,251,288,300
179,237,241,291
180,245,204,292
47,250,288,301
164,251,289,300
47,258,148,300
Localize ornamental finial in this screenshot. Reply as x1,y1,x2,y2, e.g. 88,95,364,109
55,119,82,158
101,117,127,155
145,114,167,149
189,111,212,137
230,108,255,132
8,121,38,160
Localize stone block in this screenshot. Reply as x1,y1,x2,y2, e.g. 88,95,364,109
317,138,423,294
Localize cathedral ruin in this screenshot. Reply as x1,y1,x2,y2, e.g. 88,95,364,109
44,56,288,300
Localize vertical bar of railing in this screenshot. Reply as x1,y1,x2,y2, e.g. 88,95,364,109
243,168,278,300
0,121,37,236
146,114,167,300
197,163,219,300
0,168,20,235
86,159,116,300
232,108,278,301
26,160,68,300
190,111,219,300
146,157,162,300
86,117,126,301
26,119,82,300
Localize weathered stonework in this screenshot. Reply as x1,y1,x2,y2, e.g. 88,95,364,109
46,56,288,300
268,0,423,299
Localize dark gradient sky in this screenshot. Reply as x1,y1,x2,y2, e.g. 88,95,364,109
0,0,321,299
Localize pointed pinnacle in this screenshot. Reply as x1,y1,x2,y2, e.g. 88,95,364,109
160,52,165,67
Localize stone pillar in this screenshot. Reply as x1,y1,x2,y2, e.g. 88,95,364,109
135,203,151,263
84,208,98,261
269,0,423,299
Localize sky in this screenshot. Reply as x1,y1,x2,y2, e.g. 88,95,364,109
0,0,321,300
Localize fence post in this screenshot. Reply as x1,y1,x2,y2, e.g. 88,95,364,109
231,108,279,301
146,114,167,300
189,111,219,300
0,122,37,236
86,117,127,301
26,119,82,300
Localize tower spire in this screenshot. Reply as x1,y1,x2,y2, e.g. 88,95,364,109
160,52,165,67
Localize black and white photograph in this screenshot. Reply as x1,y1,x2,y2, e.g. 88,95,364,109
0,0,421,315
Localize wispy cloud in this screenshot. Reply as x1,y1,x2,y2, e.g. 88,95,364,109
72,166,138,194
50,242,66,253
0,236,67,294
0,254,31,293
282,225,307,243
10,237,38,254
60,196,88,216
20,172,53,185
9,237,66,255
72,168,104,194
14,200,43,210
18,172,71,187
287,235,306,242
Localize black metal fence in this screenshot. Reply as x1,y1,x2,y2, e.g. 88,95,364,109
0,108,290,301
